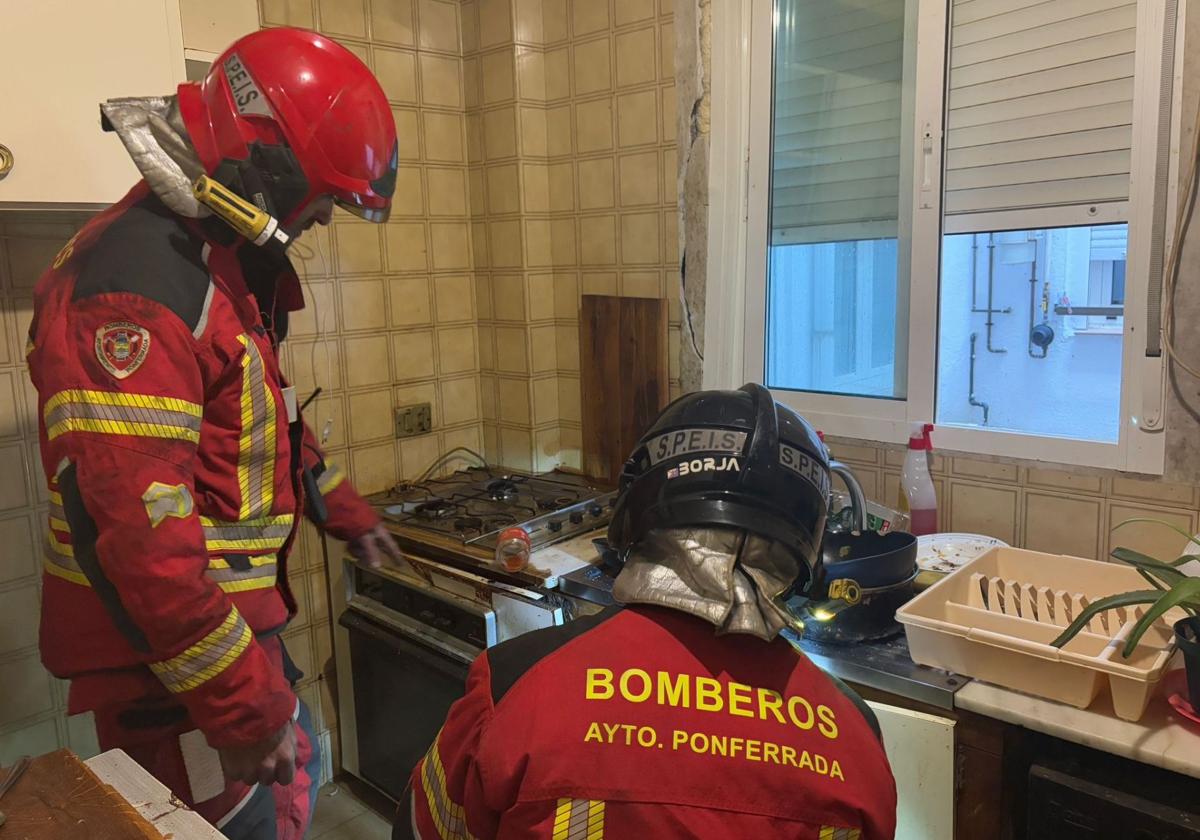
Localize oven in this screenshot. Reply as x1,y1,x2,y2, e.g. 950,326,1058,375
336,557,562,802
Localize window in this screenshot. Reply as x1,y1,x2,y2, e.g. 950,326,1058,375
709,0,1179,471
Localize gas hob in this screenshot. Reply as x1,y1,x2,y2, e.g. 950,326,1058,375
379,468,616,552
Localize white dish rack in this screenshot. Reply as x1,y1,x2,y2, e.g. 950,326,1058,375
897,547,1184,721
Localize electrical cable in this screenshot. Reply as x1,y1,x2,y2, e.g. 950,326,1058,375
1161,90,1200,379
289,235,337,443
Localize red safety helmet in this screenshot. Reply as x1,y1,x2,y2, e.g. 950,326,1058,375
178,27,397,226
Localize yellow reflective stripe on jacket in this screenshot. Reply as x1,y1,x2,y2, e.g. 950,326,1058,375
205,554,277,593
317,462,345,496
420,731,476,840
552,798,605,840
235,335,277,521
149,606,252,694
43,532,88,586
818,828,862,840
44,389,202,443
199,513,294,553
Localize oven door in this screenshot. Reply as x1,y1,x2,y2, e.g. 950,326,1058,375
339,609,477,801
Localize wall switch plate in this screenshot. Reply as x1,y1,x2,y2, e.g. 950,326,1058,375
395,403,432,438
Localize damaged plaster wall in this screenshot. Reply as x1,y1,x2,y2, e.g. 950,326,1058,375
1163,5,1200,483
675,0,710,393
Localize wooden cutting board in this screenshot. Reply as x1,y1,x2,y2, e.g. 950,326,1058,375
580,294,670,485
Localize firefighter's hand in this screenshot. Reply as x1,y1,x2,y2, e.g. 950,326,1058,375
348,523,404,569
219,720,297,786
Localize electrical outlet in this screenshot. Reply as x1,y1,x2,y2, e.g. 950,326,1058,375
395,403,432,438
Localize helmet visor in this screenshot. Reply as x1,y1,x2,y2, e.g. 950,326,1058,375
335,197,390,223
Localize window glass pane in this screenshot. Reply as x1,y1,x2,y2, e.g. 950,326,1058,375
764,0,911,399
935,224,1126,442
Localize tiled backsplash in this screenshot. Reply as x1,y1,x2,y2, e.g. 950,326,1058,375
828,437,1200,565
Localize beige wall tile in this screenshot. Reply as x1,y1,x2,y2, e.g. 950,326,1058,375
517,48,546,101
1108,504,1196,562
262,0,316,27
1025,467,1104,496
1023,492,1102,560
347,389,395,444
385,222,429,272
488,164,522,214
370,0,414,44
430,222,471,270
558,376,582,422
551,218,578,265
423,112,466,162
621,270,661,297
546,105,573,155
434,275,475,323
438,326,478,374
427,168,468,216
495,326,530,373
319,0,368,37
350,441,399,495
532,377,559,424
582,271,617,296
389,277,433,328
5,238,60,290
0,514,36,584
344,334,393,388
534,427,564,472
1111,475,1197,508
545,47,571,100
339,278,388,332
393,382,440,427
390,330,437,381
482,49,516,104
401,433,443,480
952,457,1019,483
522,164,550,212
548,162,575,212
461,0,480,51
573,37,612,95
659,20,675,80
519,106,549,157
0,654,55,727
373,47,418,103
553,273,579,317
530,325,558,373
615,26,656,87
420,54,463,108
525,219,554,267
308,394,347,450
498,377,532,424
393,109,422,160
615,0,655,25
489,220,524,268
464,56,482,109
492,274,528,321
467,113,487,163
572,0,609,35
620,212,660,264
580,215,617,265
949,482,1018,544
392,166,425,217
469,167,487,211
418,0,460,52
441,376,481,425
0,582,39,653
617,89,658,147
555,324,580,371
443,424,483,455
578,157,616,210
475,275,494,320
514,0,543,43
618,151,659,206
480,375,497,420
334,223,383,274
0,444,30,512
660,82,676,143
335,38,371,67
0,371,22,439
527,274,556,321
576,99,614,154
500,426,534,472
0,718,59,766
478,0,513,47
543,0,569,42
289,339,343,393
484,107,519,159
663,208,679,263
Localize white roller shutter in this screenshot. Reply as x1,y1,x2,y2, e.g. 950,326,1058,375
770,0,906,245
945,0,1137,220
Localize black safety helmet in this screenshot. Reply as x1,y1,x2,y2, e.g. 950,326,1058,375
608,383,832,591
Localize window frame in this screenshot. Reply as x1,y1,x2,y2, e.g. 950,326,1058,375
706,0,1180,474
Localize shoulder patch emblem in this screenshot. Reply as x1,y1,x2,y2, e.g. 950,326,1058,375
96,321,150,379
142,482,195,528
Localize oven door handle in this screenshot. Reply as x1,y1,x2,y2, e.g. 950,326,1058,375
339,609,475,678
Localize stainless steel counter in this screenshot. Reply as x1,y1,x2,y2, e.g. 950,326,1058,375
785,631,968,711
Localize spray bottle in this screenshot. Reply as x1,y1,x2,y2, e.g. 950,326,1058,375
899,423,938,536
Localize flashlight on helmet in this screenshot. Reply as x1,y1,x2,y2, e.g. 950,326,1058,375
193,175,292,255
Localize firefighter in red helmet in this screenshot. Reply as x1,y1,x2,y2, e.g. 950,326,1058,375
26,28,402,840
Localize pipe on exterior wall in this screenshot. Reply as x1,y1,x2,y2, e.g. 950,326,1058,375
968,332,990,425
985,233,1007,354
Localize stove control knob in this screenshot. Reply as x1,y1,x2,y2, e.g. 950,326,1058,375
547,518,564,533
587,503,603,517
569,510,584,525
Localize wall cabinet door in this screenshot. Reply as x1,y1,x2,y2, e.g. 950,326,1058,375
868,700,956,840
0,1,186,207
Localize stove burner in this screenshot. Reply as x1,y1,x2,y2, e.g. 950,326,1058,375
453,516,483,533
483,514,519,531
415,499,456,520
535,496,559,511
486,478,520,502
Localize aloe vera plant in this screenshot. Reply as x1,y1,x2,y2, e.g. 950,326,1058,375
1049,518,1200,658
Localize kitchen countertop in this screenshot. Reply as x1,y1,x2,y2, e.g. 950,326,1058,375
955,676,1200,781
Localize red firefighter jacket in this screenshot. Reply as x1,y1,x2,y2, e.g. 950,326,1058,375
27,183,379,748
408,605,898,840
